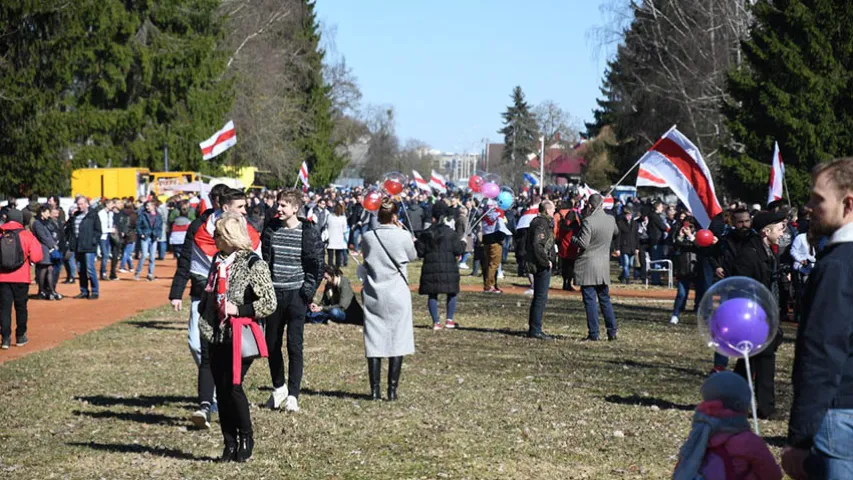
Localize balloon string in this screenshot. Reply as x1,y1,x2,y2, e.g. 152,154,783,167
464,207,494,237
742,350,760,435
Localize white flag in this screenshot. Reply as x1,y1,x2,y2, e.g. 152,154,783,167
298,161,310,188
412,170,431,192
767,141,785,205
429,170,447,193
199,120,237,160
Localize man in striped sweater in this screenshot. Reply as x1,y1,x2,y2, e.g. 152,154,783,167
261,188,324,413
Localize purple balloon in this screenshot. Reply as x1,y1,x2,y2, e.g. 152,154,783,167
481,182,500,199
709,297,770,357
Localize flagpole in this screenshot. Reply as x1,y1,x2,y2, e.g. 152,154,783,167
605,124,677,196
783,176,792,206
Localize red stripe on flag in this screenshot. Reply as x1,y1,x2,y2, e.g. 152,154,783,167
201,128,236,156
171,224,189,233
652,138,722,217
638,167,666,185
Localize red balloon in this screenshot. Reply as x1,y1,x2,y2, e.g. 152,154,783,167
696,229,714,247
383,179,403,195
468,175,484,193
363,191,382,212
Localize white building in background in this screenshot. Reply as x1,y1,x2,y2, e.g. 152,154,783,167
435,152,478,184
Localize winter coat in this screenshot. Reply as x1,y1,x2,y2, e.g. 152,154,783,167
572,208,618,286
525,214,555,274
361,225,417,358
556,221,580,260
616,215,639,253
672,232,698,280
117,208,138,244
415,223,465,295
648,212,669,245
407,203,425,232
326,214,348,250
0,221,43,283
31,218,56,266
65,209,102,254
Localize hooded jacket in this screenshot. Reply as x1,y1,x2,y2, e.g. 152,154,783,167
0,221,43,283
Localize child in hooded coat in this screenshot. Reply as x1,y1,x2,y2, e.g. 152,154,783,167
672,371,782,480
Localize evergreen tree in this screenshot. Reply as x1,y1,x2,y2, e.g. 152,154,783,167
292,0,347,187
0,0,233,196
723,0,853,203
498,86,538,188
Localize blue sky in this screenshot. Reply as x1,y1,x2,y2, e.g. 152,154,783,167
315,0,613,154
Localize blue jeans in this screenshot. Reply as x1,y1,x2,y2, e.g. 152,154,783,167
158,240,167,260
76,252,99,296
120,243,135,270
352,226,364,252
581,285,617,339
306,308,346,324
672,278,691,317
649,244,663,285
99,239,112,277
620,253,634,281
51,262,62,288
502,236,511,263
805,409,853,478
528,269,551,335
135,238,157,277
427,294,458,323
459,252,471,265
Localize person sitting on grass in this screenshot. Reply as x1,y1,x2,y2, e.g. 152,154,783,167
672,371,782,480
307,265,364,325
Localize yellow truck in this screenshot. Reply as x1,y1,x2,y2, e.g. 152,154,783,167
71,168,151,200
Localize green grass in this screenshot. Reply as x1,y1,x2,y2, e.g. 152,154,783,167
0,269,797,479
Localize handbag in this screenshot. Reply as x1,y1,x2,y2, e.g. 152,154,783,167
373,231,408,285
240,323,260,359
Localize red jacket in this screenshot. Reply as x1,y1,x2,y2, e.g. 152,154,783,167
0,221,43,283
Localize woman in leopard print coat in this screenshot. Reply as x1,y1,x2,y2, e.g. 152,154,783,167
198,213,277,463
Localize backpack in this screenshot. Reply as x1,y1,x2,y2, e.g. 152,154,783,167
698,443,749,480
0,229,26,272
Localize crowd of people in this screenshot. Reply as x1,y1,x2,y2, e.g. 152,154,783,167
1,158,852,477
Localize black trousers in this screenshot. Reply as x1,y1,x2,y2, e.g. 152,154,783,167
265,289,306,397
36,264,55,296
734,348,777,417
560,258,575,289
198,337,216,406
528,268,550,335
210,342,253,445
326,249,345,267
0,283,29,339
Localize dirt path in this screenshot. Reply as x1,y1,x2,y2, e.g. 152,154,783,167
1,258,686,364
0,258,179,364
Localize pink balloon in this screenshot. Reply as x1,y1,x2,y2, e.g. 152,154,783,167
481,182,500,199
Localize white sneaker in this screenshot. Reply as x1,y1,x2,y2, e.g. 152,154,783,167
458,263,469,269
118,268,128,273
284,395,300,412
524,289,534,296
670,315,679,325
265,386,288,409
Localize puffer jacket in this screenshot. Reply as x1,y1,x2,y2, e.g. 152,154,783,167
415,223,466,295
525,214,555,274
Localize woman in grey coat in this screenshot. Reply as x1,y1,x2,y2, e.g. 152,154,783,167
360,200,417,400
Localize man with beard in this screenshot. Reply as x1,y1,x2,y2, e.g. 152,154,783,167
782,159,853,480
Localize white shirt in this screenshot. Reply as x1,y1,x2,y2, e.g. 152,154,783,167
98,209,114,240
790,233,815,274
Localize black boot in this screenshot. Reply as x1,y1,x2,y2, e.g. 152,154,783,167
387,356,403,401
236,433,254,463
367,357,381,400
220,442,238,462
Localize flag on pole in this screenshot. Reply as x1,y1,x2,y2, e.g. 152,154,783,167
429,170,447,193
412,170,432,192
634,126,722,228
579,184,614,210
298,161,310,188
199,120,237,160
767,141,785,205
636,166,668,188
198,181,212,213
516,205,539,229
523,172,539,186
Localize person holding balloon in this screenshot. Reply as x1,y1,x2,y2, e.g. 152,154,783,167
669,217,701,325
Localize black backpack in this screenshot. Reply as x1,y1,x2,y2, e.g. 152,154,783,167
0,229,26,272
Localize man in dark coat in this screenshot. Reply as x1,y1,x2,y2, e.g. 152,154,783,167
415,214,466,329
525,200,556,340
647,201,670,285
731,210,787,419
407,200,425,236
65,197,102,300
782,159,853,479
616,207,639,284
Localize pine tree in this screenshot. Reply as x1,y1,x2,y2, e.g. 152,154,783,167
293,0,347,187
498,86,539,188
723,0,853,203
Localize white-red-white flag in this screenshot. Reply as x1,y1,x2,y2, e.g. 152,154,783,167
298,161,309,188
516,205,539,229
199,120,237,160
635,126,722,228
579,184,614,210
429,170,447,193
411,170,431,192
636,165,668,188
767,141,785,205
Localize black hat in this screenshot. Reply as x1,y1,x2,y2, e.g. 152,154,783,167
752,210,787,232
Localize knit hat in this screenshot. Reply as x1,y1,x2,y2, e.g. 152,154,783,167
4,208,23,224
701,371,751,413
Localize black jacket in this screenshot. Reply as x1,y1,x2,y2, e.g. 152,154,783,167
261,218,324,302
169,209,214,300
65,209,101,254
616,215,639,252
672,233,698,280
415,224,465,295
788,241,853,448
407,203,425,232
709,231,753,275
647,213,669,245
732,235,778,297
525,214,555,274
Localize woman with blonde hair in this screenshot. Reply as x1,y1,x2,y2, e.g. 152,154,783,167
360,200,417,400
198,212,277,462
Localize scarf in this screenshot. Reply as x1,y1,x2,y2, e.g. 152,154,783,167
205,251,238,325
672,401,751,480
